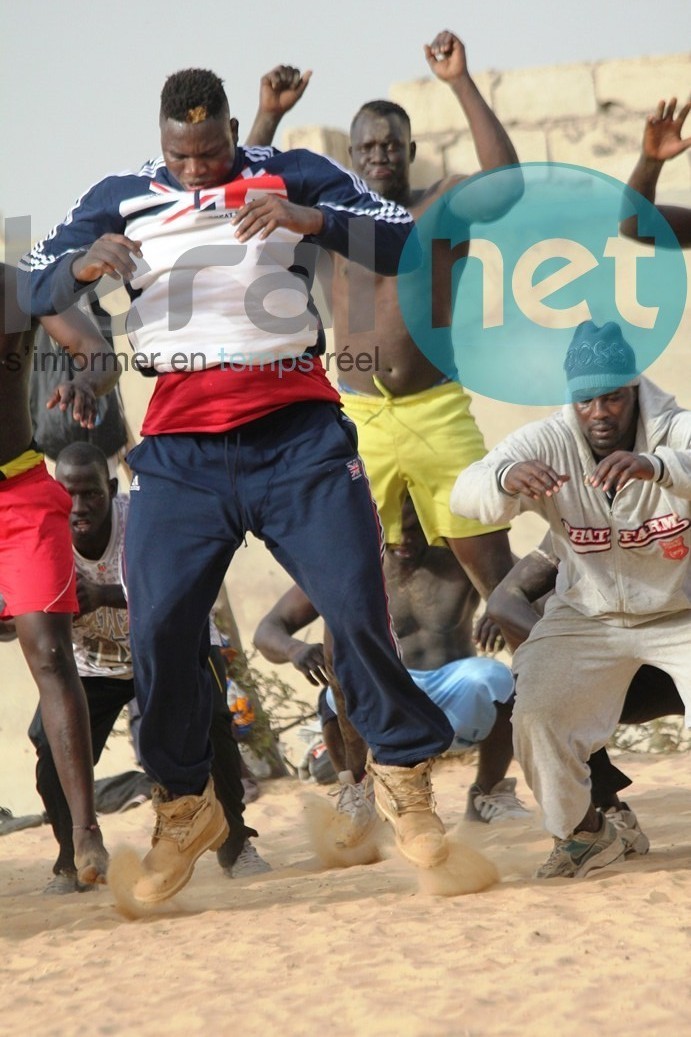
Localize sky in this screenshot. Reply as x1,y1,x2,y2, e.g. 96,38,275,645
1,0,690,241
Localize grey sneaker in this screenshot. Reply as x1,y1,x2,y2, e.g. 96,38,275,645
604,803,650,855
230,839,272,878
43,870,95,895
365,752,448,868
134,777,228,903
330,771,377,848
466,778,532,823
535,816,626,879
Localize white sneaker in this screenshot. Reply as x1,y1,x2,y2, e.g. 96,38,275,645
230,839,272,877
604,803,650,855
330,771,377,849
466,778,532,823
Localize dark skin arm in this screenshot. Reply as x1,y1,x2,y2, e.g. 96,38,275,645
253,585,328,686
588,450,655,493
502,459,571,500
246,65,313,147
448,529,516,604
483,537,558,652
247,37,521,185
426,31,523,222
75,576,127,616
622,97,691,247
425,31,518,173
232,195,323,242
40,307,121,428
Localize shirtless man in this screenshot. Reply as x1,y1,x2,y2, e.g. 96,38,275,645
247,30,521,601
0,262,116,885
254,497,530,836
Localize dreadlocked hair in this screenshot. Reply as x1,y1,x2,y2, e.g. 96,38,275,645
160,69,228,123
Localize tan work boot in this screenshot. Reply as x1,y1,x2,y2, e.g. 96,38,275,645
366,752,448,868
134,777,229,903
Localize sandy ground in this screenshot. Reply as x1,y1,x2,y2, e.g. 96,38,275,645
2,250,691,1037
2,750,691,1037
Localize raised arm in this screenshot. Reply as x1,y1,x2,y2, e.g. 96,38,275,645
425,31,518,172
253,584,328,686
622,98,691,247
245,65,312,147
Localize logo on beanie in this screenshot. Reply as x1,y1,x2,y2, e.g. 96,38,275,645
564,321,638,401
397,162,686,405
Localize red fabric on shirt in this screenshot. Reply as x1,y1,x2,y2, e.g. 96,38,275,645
140,356,341,436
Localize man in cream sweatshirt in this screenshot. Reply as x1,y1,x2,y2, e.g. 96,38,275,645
451,320,691,879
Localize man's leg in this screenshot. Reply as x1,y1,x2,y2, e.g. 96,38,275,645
588,667,683,810
124,434,244,901
206,645,270,877
512,614,637,877
323,626,368,780
324,674,377,849
28,674,133,891
619,665,684,724
318,688,347,774
251,403,453,867
407,656,528,822
15,612,108,885
602,659,687,856
473,700,515,796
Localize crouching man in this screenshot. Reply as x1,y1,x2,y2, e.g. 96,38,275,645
451,321,691,878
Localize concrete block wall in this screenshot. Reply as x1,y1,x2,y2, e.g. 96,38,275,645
282,52,691,198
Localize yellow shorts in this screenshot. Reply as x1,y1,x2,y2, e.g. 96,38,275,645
342,380,508,546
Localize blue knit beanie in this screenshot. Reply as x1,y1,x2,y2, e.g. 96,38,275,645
564,321,638,402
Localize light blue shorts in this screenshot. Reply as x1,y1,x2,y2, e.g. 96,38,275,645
326,656,514,750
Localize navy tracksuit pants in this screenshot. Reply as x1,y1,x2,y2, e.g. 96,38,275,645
125,401,453,794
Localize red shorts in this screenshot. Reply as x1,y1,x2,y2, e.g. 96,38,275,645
0,462,77,619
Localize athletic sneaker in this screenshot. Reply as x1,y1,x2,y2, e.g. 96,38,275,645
330,771,377,848
134,776,228,903
43,870,94,895
230,839,272,878
366,753,448,868
604,802,650,855
535,815,626,879
466,778,532,823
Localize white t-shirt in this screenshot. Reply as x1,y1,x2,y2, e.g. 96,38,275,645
72,494,131,679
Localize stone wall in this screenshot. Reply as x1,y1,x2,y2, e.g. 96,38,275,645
282,52,691,198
